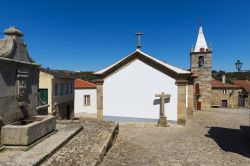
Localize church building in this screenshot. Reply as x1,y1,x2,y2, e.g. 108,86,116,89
190,26,212,111
91,25,224,125
94,37,194,125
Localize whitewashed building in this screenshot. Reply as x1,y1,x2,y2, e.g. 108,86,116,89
94,49,194,125
74,78,97,118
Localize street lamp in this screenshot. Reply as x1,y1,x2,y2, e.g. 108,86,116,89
235,60,242,71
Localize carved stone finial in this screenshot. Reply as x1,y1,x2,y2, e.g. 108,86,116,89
4,26,23,37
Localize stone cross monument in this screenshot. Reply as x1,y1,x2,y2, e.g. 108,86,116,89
155,92,171,127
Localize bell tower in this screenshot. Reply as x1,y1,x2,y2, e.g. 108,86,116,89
190,26,212,111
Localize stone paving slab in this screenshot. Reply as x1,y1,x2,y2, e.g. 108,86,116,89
42,120,118,166
0,123,83,166
101,109,250,166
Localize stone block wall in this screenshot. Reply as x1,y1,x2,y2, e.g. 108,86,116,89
191,52,212,111
0,61,39,125
211,89,240,108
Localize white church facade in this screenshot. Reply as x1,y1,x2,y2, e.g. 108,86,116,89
75,26,214,125
94,49,194,125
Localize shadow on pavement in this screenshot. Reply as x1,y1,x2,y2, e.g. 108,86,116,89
205,126,250,158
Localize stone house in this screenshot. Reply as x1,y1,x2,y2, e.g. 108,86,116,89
234,80,250,108
211,78,242,108
39,68,75,119
74,78,97,119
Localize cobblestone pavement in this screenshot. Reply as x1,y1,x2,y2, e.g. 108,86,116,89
42,120,116,166
101,109,250,166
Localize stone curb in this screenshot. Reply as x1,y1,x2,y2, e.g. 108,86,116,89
34,126,83,166
0,144,5,152
3,130,57,151
95,123,119,166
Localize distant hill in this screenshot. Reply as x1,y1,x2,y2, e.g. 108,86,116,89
55,70,98,83
212,70,250,83
54,69,250,84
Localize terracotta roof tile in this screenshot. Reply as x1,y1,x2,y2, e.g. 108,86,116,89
234,80,250,92
74,78,96,89
211,79,241,89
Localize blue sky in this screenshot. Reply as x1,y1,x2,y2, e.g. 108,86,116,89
0,0,249,72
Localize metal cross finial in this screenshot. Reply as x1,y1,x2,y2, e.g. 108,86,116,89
135,32,143,49
199,17,202,27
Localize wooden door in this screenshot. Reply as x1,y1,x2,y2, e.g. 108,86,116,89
197,102,201,110
238,97,245,107
222,100,227,108
38,89,48,104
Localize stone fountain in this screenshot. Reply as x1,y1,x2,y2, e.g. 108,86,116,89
0,26,55,146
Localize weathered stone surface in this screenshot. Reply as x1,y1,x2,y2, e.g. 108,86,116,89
101,109,250,166
42,120,118,166
1,115,56,145
0,26,40,126
0,63,39,125
0,123,82,166
96,83,104,120
177,81,186,125
211,89,240,108
191,51,212,111
187,83,194,116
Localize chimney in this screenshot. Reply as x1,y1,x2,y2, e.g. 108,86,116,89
222,75,226,83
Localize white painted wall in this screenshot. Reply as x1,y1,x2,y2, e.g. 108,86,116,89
103,59,178,121
74,89,97,114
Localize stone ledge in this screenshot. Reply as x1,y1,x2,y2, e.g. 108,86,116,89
35,125,83,166
1,115,56,146
41,121,119,166
0,124,83,166
95,123,119,166
3,130,57,151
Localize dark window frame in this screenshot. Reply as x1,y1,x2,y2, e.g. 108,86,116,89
198,56,205,68
84,95,91,106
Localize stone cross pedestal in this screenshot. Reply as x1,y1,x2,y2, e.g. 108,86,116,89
155,92,171,127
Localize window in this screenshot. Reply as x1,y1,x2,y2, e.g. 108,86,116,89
223,89,227,95
84,95,91,106
54,83,58,96
60,83,63,96
198,56,205,68
65,83,68,94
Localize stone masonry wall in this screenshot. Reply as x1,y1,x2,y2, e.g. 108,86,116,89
0,61,39,125
191,52,212,111
211,89,240,108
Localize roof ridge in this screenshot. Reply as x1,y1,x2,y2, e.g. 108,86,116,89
95,49,190,75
